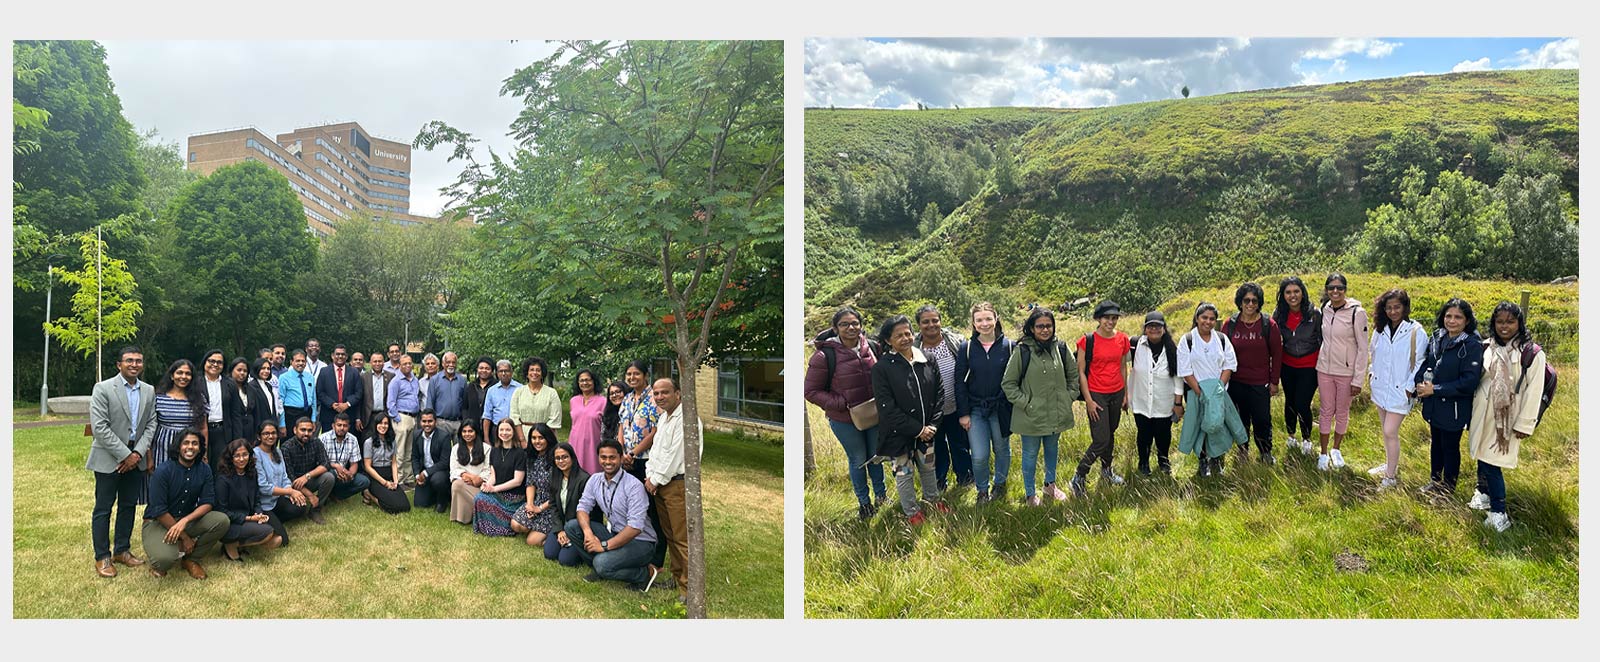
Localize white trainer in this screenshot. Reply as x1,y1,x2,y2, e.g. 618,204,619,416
1330,448,1346,469
1317,454,1331,471
1368,464,1386,476
1302,439,1315,455
1379,476,1399,490
1484,511,1511,532
1467,491,1492,511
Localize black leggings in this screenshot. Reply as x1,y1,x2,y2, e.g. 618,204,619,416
267,496,307,545
1134,414,1173,469
1229,383,1273,454
1429,425,1464,489
368,465,413,514
1281,364,1318,439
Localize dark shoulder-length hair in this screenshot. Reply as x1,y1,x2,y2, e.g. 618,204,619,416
1372,288,1412,335
225,356,250,391
1020,307,1057,352
157,359,208,423
249,357,273,383
525,422,558,466
1488,301,1531,348
573,368,600,397
603,379,628,427
551,442,581,478
876,314,912,347
455,420,486,466
1272,276,1314,327
367,412,395,450
169,427,205,462
1435,297,1478,337
1234,282,1266,312
216,437,256,477
257,419,282,463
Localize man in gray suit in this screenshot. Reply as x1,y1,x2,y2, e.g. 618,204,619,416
88,345,158,578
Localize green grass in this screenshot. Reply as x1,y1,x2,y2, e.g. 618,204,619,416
803,279,1578,618
14,426,782,619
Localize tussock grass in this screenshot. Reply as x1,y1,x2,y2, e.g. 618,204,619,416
13,426,782,619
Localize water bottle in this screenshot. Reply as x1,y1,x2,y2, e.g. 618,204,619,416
1423,367,1434,384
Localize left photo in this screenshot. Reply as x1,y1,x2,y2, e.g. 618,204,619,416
11,39,784,619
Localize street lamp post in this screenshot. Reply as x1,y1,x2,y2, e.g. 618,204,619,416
40,253,67,416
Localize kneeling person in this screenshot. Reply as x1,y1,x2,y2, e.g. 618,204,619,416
283,417,336,524
142,430,230,578
320,413,371,503
410,410,452,513
565,440,660,592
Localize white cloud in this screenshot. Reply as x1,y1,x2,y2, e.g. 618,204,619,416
1403,70,1431,77
1302,38,1401,60
1452,57,1492,72
1330,59,1348,74
1505,38,1579,69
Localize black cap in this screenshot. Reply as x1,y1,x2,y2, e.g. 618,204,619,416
1093,300,1123,319
1143,311,1166,328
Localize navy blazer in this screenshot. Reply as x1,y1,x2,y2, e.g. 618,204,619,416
314,364,366,431
409,427,452,480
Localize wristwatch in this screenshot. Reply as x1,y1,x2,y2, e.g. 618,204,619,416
601,539,609,551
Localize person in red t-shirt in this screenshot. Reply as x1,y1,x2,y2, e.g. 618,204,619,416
1070,301,1131,497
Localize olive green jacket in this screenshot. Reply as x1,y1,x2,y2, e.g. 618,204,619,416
1000,336,1081,436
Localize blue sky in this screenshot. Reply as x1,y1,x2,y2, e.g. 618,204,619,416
808,38,1578,109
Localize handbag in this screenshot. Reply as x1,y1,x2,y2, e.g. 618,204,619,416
848,398,879,431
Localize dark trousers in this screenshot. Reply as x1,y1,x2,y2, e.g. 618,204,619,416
368,465,413,513
1476,461,1507,513
223,520,276,544
626,459,667,567
1228,383,1273,454
932,410,971,488
91,469,143,560
544,527,582,566
302,472,336,509
1076,390,1124,476
1429,425,1464,489
207,421,226,468
413,469,451,509
268,496,307,545
284,406,312,429
1281,365,1318,439
563,518,654,585
1134,413,1173,470
330,470,371,501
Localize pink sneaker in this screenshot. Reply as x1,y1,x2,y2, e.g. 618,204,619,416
1044,483,1069,501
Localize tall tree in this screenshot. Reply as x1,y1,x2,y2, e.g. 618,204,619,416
419,40,782,618
160,161,318,358
45,229,144,381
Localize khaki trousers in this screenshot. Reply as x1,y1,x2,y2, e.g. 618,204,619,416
392,414,417,485
653,477,689,596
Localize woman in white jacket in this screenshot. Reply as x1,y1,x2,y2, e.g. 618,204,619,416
1468,302,1546,533
1366,289,1427,489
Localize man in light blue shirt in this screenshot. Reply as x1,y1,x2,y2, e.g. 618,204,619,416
481,359,521,434
566,439,659,592
277,350,317,427
387,354,421,483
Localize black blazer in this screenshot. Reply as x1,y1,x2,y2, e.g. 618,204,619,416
409,427,452,479
549,467,598,525
248,378,281,433
315,364,366,431
215,469,262,524
217,380,256,449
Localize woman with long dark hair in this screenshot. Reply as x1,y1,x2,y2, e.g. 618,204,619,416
600,379,627,455
1130,311,1183,475
1001,307,1081,505
1467,301,1543,532
1273,276,1321,456
142,359,208,504
1414,298,1483,496
543,441,592,566
804,306,889,519
217,357,254,466
247,358,283,437
473,418,528,536
871,314,949,524
362,412,412,514
253,419,308,545
568,368,606,475
1366,288,1426,488
448,421,491,525
511,423,561,547
214,438,281,562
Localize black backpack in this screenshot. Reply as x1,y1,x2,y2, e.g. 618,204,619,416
1017,340,1074,387
1514,342,1557,427
1137,336,1178,377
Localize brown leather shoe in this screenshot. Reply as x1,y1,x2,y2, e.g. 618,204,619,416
149,566,167,578
111,551,145,567
181,558,207,580
95,558,117,578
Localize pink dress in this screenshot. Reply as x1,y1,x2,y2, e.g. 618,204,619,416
567,393,608,474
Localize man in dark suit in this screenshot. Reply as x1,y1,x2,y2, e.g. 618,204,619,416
363,347,393,431
409,410,452,513
315,345,365,434
88,345,158,578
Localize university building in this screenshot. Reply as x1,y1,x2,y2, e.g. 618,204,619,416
186,121,439,236
651,355,782,436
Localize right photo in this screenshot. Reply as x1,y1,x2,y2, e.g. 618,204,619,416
801,37,1578,618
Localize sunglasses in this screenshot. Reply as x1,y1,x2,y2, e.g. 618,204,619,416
1327,285,1347,291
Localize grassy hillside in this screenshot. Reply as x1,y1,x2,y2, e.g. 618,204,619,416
803,274,1578,618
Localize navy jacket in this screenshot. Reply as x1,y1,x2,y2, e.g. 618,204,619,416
955,334,1015,438
314,364,366,432
1413,329,1484,431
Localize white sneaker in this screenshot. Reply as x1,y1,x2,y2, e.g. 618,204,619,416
1379,476,1398,490
1317,454,1331,471
1330,449,1346,469
1286,436,1298,452
1301,439,1316,455
1484,511,1511,532
1467,491,1491,511
1368,464,1386,476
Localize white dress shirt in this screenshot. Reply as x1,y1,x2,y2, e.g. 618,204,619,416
1130,338,1185,418
646,402,702,486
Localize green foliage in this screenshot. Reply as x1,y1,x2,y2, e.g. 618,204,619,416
1493,173,1578,282
297,216,467,354
993,138,1018,196
1315,155,1341,195
132,128,198,221
44,230,143,359
903,250,972,319
160,161,318,358
1363,125,1442,200
916,202,942,236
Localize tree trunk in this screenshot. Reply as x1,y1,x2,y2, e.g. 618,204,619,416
804,399,816,478
677,354,709,618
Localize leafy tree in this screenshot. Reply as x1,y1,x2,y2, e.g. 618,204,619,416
1494,172,1577,281
1181,85,1190,99
832,169,867,225
917,202,942,236
133,129,199,221
160,161,318,358
905,249,971,317
1364,126,1441,201
994,139,1019,196
45,229,143,381
1355,168,1502,277
1316,156,1341,196
418,40,782,618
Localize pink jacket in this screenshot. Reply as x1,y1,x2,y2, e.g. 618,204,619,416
1316,298,1369,387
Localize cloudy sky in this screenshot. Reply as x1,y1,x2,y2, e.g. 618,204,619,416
805,37,1578,109
104,41,562,217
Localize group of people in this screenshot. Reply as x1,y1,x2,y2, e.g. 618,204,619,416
86,342,699,600
806,274,1551,534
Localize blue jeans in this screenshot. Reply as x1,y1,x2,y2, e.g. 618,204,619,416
544,527,583,566
1019,433,1060,498
564,518,655,585
331,471,371,501
828,420,887,507
1476,461,1507,514
967,406,1009,493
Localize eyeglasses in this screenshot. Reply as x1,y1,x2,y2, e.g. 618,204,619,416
1327,285,1347,291
205,359,223,365
837,321,862,328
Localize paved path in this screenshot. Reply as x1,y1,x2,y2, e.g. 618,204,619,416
13,418,87,430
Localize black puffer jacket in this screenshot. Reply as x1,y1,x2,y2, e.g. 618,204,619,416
1276,306,1323,358
870,347,943,459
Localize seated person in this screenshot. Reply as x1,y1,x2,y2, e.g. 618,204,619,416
544,441,594,566
319,412,372,503
448,422,491,525
511,423,560,547
410,410,452,514
362,412,412,514
142,429,231,579
281,417,335,524
473,418,527,536
214,438,282,562
564,439,661,592
254,420,309,544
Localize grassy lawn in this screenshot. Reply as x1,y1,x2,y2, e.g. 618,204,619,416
804,361,1578,619
14,425,782,619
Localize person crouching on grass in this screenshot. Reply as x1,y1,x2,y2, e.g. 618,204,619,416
214,438,282,563
871,314,950,525
1467,302,1546,532
142,429,231,579
567,440,662,592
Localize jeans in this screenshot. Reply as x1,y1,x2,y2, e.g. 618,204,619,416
544,528,583,566
330,471,371,501
967,406,1009,493
932,411,971,489
564,518,655,585
892,443,939,516
1281,364,1317,439
828,420,887,507
91,469,143,560
1429,425,1464,489
1476,461,1507,513
1228,383,1273,454
1077,389,1123,476
1019,433,1060,497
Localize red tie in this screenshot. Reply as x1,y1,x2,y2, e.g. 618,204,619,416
336,368,344,400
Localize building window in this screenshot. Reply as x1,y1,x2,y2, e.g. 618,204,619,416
188,151,197,163
717,357,781,425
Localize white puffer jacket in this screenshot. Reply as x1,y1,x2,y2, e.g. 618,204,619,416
1368,319,1427,414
